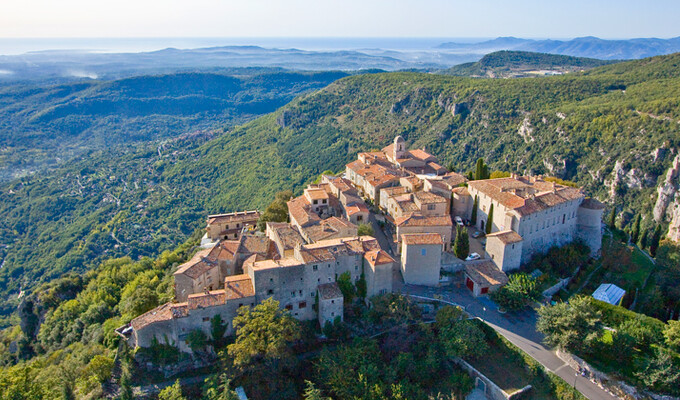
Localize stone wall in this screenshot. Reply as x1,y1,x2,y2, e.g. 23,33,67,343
454,358,531,400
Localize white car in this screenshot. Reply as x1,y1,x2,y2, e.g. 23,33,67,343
454,216,464,227
465,252,481,261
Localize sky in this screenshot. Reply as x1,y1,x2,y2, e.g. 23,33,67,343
1,0,679,39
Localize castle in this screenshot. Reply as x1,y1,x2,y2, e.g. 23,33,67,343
118,135,603,351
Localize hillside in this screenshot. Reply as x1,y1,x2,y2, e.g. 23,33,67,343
2,53,680,324
0,69,348,181
442,51,615,78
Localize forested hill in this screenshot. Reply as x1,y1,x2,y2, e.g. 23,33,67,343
2,53,680,324
442,50,615,77
0,69,349,182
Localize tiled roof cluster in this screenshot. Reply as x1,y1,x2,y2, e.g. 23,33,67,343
468,176,584,217
224,275,255,300
318,282,343,300
395,214,453,227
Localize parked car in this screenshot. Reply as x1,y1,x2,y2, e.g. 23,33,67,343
465,252,481,261
454,216,464,227
472,231,484,238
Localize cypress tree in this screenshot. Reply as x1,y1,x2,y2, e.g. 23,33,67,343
631,214,641,244
454,226,470,259
486,203,494,234
608,207,617,230
471,195,478,225
639,229,649,249
650,225,662,257
475,158,484,180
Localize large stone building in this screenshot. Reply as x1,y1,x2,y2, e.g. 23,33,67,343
400,233,444,286
461,175,604,272
125,235,394,352
204,210,260,242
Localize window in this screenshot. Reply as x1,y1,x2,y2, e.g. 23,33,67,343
313,199,318,205
357,216,363,222
427,204,435,210
481,287,489,294
299,301,307,308
421,248,426,256
291,291,296,297
203,317,210,322
322,199,327,204
299,290,302,296
267,289,274,295
285,304,293,310
328,277,332,282
269,278,273,283
355,265,359,270
238,303,243,307
331,300,335,304
311,292,315,297
313,265,318,271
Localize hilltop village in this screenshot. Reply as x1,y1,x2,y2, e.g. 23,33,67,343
118,136,604,351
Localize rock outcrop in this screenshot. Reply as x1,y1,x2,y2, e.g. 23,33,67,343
653,154,680,223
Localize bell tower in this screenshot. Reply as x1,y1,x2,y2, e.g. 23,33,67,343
393,135,405,160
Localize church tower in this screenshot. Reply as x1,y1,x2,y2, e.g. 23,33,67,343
393,135,406,160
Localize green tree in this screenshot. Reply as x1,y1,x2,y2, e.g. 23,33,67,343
485,203,494,234
608,207,617,230
650,225,662,257
639,228,649,249
631,214,641,244
635,348,680,394
203,374,240,400
227,298,300,368
186,329,208,352
336,271,356,305
257,190,293,231
471,195,478,225
453,226,469,259
536,296,603,353
474,158,490,180
436,314,488,358
357,223,374,237
211,314,228,348
663,320,680,352
159,380,186,400
356,271,367,300
491,273,540,311
303,380,330,400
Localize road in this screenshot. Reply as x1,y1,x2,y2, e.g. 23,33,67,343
400,283,618,400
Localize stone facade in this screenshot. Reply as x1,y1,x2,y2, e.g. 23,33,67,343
462,175,604,271
205,210,260,242
400,233,443,286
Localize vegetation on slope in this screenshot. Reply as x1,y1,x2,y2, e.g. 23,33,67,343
2,53,680,326
442,50,615,77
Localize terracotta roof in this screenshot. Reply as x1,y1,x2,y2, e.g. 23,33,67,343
395,214,453,227
580,197,605,210
188,290,227,309
287,195,320,227
413,191,447,204
318,282,343,300
452,186,470,196
381,186,410,198
442,172,467,187
464,261,509,286
401,233,444,245
224,275,255,300
305,188,329,201
427,161,446,172
207,240,240,261
131,302,175,331
346,203,369,215
382,143,395,155
239,235,272,255
486,230,523,244
301,217,357,243
207,210,260,225
174,248,217,279
395,199,419,214
343,236,380,253
468,177,584,217
364,249,395,266
407,149,436,162
267,222,306,250
252,257,304,271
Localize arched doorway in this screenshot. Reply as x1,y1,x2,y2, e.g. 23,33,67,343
480,220,485,232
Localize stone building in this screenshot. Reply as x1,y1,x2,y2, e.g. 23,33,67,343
464,261,509,297
395,214,453,252
400,233,444,286
124,235,394,352
204,210,260,242
462,175,604,271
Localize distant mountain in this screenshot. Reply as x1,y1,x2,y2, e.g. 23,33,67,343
441,50,616,78
437,36,680,60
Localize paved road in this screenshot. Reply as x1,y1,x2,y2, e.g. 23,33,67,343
400,283,618,400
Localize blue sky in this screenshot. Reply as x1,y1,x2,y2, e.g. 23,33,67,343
1,0,678,39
